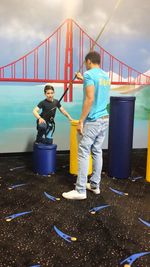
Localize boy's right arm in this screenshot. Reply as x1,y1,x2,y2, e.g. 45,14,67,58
59,106,73,121
33,106,45,124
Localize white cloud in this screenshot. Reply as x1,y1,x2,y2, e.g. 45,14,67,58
0,0,150,72
114,24,137,36
0,19,46,42
0,0,150,40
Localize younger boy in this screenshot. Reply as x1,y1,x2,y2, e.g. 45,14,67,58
33,84,73,144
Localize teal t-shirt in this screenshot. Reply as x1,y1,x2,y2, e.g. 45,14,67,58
83,67,110,121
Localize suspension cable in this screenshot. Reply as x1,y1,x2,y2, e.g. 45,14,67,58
58,0,123,103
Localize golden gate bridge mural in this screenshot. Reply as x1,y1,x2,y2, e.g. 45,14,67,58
0,18,150,102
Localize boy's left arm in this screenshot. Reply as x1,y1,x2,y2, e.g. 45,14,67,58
59,106,73,121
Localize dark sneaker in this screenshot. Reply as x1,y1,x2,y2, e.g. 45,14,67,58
35,137,45,144
44,138,53,145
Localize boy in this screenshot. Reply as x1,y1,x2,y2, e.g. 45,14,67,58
33,84,73,144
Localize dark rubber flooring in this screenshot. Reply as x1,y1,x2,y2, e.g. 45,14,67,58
0,150,150,267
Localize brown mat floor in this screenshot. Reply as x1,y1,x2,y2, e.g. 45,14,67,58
0,150,150,267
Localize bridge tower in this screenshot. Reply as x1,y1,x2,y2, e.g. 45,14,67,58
64,19,73,102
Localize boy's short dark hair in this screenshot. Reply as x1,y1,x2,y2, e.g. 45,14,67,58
85,51,101,65
44,84,54,93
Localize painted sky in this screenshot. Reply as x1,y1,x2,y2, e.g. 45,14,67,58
0,0,150,73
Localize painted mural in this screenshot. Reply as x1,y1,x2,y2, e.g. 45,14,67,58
0,81,149,153
0,0,150,153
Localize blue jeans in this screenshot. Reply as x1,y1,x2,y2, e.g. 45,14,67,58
36,122,52,142
75,118,109,193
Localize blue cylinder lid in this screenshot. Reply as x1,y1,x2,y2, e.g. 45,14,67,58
110,96,136,101
34,143,57,150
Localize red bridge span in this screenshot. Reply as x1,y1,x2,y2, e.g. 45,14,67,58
0,18,150,101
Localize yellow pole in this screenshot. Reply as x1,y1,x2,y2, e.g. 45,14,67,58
70,120,92,175
146,121,150,182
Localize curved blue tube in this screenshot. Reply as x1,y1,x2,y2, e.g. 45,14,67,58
139,218,150,228
120,251,150,265
109,187,128,196
89,204,110,213
8,183,27,189
10,165,25,171
5,211,32,221
44,191,60,201
53,225,75,243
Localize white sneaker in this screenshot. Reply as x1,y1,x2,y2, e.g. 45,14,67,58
86,183,100,194
62,190,86,200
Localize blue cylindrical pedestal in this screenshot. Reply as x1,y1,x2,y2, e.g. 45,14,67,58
33,143,57,175
108,96,136,178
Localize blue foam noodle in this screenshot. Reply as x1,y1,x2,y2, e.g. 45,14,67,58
131,176,143,181
109,187,128,196
5,211,32,221
120,251,150,265
89,204,110,214
10,165,25,171
8,183,27,190
44,191,60,201
53,225,77,242
139,218,150,228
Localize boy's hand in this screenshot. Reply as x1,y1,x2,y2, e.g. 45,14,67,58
69,116,74,122
39,117,46,124
75,72,83,81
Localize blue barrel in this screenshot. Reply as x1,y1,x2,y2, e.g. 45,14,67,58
108,96,136,178
33,143,57,175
